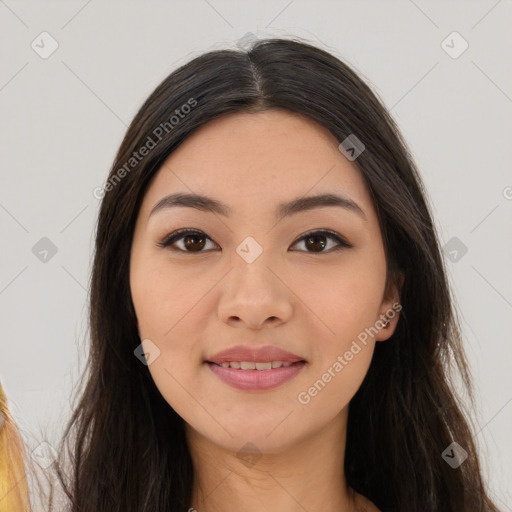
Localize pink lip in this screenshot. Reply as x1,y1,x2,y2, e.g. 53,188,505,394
206,361,306,391
206,345,305,364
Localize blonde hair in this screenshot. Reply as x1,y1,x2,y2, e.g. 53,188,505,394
0,380,32,512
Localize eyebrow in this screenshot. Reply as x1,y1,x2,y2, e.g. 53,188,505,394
149,192,367,222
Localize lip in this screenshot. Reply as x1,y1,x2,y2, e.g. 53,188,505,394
206,345,305,364
205,344,307,392
206,361,306,391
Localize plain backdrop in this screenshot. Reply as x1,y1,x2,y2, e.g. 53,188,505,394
1,0,511,509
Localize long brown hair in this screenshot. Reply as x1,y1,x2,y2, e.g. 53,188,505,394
42,37,498,511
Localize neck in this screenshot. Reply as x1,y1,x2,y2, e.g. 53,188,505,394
186,408,361,512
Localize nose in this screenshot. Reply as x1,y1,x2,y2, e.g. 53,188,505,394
217,253,295,330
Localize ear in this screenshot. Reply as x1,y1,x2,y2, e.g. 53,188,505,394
374,271,404,342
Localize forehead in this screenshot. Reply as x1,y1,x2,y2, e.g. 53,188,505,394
139,110,375,223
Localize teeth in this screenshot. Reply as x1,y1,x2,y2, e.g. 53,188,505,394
255,362,272,370
217,361,298,370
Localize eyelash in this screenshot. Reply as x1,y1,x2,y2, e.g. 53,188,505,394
156,228,353,254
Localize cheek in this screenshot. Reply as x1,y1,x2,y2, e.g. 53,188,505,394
130,258,214,413
131,257,213,341
294,255,386,349
290,255,384,411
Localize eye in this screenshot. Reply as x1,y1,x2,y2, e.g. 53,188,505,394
156,228,352,254
291,229,352,253
156,229,218,253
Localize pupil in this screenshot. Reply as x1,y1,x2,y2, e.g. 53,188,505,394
305,234,326,252
185,234,206,251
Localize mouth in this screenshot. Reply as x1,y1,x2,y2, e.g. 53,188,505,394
206,360,306,370
204,360,307,391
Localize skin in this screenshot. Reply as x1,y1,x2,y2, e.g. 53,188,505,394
129,109,401,512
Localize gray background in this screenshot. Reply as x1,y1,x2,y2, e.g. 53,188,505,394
1,0,511,508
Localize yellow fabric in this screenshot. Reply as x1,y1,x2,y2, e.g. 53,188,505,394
0,381,32,512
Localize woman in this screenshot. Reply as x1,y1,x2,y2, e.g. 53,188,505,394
39,37,499,511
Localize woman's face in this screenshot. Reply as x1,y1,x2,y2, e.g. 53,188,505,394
130,109,400,454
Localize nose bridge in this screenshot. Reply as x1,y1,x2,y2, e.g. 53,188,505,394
218,234,294,327
231,234,278,294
